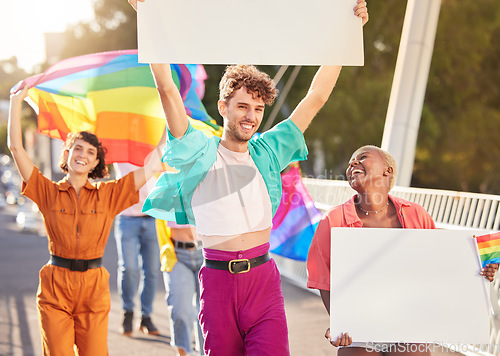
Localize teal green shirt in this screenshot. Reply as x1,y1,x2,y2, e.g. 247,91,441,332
142,118,308,225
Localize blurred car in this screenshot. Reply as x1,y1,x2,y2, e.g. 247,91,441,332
16,202,44,235
0,154,11,166
0,193,6,209
5,189,21,205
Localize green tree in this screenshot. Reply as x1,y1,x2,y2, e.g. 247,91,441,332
59,0,138,59
413,0,500,193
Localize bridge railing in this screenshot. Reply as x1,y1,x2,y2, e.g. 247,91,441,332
302,179,500,231
272,178,500,354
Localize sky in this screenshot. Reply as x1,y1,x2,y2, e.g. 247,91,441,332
1,0,95,72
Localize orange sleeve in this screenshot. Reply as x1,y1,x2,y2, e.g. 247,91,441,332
21,166,53,214
98,172,140,216
306,213,332,291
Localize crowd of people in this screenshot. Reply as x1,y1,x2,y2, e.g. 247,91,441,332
7,0,499,355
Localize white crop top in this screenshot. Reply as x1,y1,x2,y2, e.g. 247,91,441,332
191,144,273,238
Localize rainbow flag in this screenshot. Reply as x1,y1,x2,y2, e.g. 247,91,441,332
270,163,323,261
476,232,500,267
12,50,222,166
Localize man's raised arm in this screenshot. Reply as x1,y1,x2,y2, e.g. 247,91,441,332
288,65,342,133
149,63,189,138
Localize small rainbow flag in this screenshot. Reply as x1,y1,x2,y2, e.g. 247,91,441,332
476,232,500,268
11,50,222,166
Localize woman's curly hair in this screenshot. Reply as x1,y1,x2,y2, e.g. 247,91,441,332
219,65,278,106
59,131,108,179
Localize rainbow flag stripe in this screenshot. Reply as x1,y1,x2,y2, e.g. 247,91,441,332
13,50,222,166
270,163,323,261
476,232,500,267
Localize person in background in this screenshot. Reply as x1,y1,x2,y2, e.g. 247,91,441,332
8,84,164,355
114,162,161,336
156,221,204,356
306,145,499,354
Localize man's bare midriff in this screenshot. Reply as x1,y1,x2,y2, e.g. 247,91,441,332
200,227,271,252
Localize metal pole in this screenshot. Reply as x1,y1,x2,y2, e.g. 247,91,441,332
272,65,289,85
263,65,301,132
381,0,442,187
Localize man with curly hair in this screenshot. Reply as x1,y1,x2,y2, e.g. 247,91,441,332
129,2,368,355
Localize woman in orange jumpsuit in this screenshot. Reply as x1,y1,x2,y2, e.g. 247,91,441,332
8,84,163,355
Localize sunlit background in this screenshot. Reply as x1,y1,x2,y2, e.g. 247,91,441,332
1,0,95,72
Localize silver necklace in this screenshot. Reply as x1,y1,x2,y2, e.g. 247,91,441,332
357,201,389,215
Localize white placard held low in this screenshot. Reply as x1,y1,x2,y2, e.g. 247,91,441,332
330,228,490,344
137,0,364,66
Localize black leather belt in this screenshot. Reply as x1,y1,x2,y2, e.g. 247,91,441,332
172,239,200,250
204,252,271,274
49,255,103,272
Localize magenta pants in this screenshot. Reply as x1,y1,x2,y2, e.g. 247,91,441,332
199,243,289,356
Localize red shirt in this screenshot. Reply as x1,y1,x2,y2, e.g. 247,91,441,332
306,194,436,291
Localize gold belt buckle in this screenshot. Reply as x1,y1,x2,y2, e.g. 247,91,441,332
228,259,250,274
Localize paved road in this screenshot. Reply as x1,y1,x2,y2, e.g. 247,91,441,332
0,204,460,356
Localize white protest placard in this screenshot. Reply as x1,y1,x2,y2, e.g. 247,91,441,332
330,228,490,344
137,0,364,66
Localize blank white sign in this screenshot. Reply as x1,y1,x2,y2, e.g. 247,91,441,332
137,0,364,65
330,228,490,344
